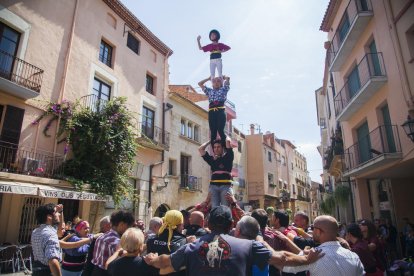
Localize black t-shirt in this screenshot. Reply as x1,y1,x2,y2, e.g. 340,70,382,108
202,148,234,181
186,225,208,237
107,256,157,276
293,236,317,250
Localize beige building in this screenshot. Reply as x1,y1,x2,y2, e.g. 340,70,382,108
0,0,173,243
292,150,312,216
318,0,414,230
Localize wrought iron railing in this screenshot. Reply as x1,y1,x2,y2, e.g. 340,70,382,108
334,53,386,116
225,99,236,110
324,138,344,170
343,125,402,172
180,174,202,191
138,122,170,148
0,141,64,178
79,94,109,112
0,49,44,93
326,0,373,66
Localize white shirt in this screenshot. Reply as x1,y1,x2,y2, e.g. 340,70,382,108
283,241,365,276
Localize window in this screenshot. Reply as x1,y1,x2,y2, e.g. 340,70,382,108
180,120,186,136
142,106,155,139
187,123,193,139
338,13,350,43
292,184,296,194
127,32,140,54
279,180,283,189
93,78,111,110
406,24,414,62
99,40,113,67
282,156,286,165
268,173,274,186
238,141,242,153
194,125,200,142
168,159,177,176
268,151,272,162
0,22,21,77
347,65,361,98
146,74,154,94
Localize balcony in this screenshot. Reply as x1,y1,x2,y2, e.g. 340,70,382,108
297,195,311,202
79,94,108,112
0,50,43,99
0,141,64,179
137,122,170,150
225,99,236,119
343,125,402,177
179,174,202,191
334,53,387,121
327,0,373,71
324,135,344,177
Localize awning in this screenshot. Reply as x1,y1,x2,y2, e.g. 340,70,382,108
0,181,106,201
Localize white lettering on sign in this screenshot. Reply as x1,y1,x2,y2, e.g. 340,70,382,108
0,185,12,193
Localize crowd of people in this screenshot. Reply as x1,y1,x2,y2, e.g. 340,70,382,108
30,199,414,276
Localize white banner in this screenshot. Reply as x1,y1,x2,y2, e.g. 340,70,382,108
0,183,38,195
38,188,106,201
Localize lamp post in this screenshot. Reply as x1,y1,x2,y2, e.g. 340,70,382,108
402,115,414,142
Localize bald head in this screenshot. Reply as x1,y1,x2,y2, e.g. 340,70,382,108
314,215,339,241
189,211,204,226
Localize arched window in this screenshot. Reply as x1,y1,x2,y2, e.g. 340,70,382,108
181,120,186,136
194,125,200,142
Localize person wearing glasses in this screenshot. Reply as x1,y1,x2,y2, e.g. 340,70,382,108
282,215,365,276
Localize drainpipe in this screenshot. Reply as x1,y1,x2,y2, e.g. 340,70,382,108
51,0,79,159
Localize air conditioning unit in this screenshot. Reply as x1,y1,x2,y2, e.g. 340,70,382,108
21,157,40,172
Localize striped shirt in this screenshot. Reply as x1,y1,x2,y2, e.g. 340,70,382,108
31,224,62,266
91,229,120,269
282,241,365,276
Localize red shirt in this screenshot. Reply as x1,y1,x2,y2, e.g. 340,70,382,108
351,239,377,273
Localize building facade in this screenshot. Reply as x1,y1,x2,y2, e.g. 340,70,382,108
0,0,172,242
319,0,414,230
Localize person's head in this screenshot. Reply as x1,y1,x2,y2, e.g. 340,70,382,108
99,216,111,233
149,217,163,233
65,221,73,230
359,219,377,240
135,219,145,231
159,210,184,252
346,223,363,243
235,216,260,240
312,215,339,243
120,228,145,256
181,210,190,227
251,209,268,230
110,210,135,236
189,211,204,227
209,29,220,42
75,220,90,238
208,206,233,234
212,77,223,90
294,212,309,229
72,215,81,225
35,203,61,225
273,210,289,228
212,140,224,156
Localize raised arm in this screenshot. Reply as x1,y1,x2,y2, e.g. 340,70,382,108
197,35,203,50
198,77,210,91
198,140,210,156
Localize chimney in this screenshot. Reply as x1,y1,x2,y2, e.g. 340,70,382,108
250,124,255,135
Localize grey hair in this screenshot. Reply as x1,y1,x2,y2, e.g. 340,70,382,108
99,216,110,229
236,216,260,240
149,217,163,232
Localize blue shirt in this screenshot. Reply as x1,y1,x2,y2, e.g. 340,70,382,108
31,224,62,265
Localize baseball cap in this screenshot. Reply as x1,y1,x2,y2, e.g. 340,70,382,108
209,206,233,226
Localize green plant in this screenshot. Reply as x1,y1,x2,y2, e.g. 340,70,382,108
320,195,336,214
334,185,351,207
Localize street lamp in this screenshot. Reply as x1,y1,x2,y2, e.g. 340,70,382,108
402,115,414,142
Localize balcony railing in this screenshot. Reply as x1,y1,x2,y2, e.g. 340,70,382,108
297,195,311,202
0,50,44,97
225,99,235,110
180,174,202,191
324,138,344,170
343,125,402,174
138,122,170,149
327,0,373,70
79,94,108,112
334,53,387,120
0,141,64,178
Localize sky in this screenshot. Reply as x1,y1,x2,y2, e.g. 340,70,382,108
122,0,330,182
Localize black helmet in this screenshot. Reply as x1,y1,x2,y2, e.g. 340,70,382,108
209,29,220,42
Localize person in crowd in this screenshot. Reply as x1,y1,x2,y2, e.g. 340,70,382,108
82,216,111,276
402,218,413,257
346,223,382,276
73,216,81,229
185,211,208,237
282,215,364,275
105,228,157,275
144,206,324,276
180,210,191,233
134,219,145,233
271,210,297,238
146,210,187,276
32,203,64,276
293,212,310,233
360,219,386,272
61,220,94,276
406,228,414,257
91,210,135,276
385,219,398,262
146,217,163,240
199,136,234,208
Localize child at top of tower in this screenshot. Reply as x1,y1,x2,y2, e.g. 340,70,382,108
197,29,231,80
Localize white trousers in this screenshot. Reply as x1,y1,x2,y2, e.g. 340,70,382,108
210,58,223,80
